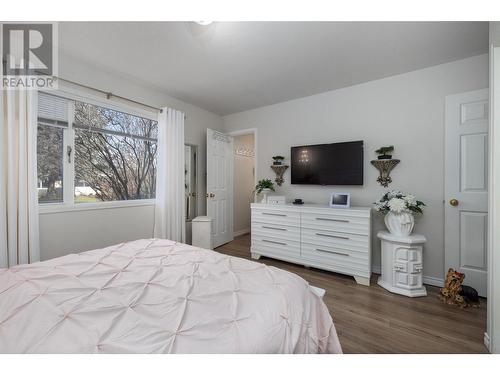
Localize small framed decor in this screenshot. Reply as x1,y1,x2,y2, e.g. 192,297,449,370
329,192,350,208
267,195,286,205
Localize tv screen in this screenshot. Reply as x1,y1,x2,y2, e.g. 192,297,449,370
291,141,364,185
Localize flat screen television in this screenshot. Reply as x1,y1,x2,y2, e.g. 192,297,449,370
291,141,364,185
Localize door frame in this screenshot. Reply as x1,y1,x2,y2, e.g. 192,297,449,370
227,128,258,237
227,128,258,192
487,43,500,354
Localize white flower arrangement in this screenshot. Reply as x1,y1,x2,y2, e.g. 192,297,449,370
374,190,425,214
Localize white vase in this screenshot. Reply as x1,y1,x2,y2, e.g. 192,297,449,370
260,188,271,203
384,211,415,236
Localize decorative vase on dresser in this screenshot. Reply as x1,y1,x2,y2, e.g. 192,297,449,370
377,230,427,297
250,203,372,286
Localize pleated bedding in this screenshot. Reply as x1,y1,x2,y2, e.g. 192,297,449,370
0,238,342,353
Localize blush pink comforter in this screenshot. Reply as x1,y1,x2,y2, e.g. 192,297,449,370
0,239,342,353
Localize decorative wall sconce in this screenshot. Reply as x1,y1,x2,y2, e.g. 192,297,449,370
270,165,289,186
370,159,400,187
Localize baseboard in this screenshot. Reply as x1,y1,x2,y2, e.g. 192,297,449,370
484,332,491,352
422,275,444,288
371,266,444,287
234,228,250,237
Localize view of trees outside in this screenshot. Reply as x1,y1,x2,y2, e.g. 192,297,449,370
37,100,158,204
73,102,158,203
37,125,64,203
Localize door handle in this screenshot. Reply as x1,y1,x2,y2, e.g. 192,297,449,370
210,192,215,198
449,198,459,207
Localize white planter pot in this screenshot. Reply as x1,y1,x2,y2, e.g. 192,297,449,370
384,211,415,236
259,188,271,203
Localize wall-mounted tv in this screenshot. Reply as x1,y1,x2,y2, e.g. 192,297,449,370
291,141,364,185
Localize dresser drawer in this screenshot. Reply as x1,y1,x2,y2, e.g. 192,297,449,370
251,235,301,259
301,243,370,272
252,208,300,227
301,228,370,254
301,212,370,236
251,221,300,242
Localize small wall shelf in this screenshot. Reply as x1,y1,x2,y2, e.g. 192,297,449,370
370,159,400,187
270,165,289,186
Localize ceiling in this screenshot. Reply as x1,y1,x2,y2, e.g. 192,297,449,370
59,22,489,116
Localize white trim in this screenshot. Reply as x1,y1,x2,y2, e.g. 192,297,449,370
234,228,250,237
422,276,444,288
488,43,500,354
62,100,74,205
484,332,491,351
39,199,155,214
372,265,444,287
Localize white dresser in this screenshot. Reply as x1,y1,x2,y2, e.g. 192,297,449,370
250,203,372,285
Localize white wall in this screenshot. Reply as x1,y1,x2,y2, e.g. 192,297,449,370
40,53,224,261
233,134,255,234
40,205,154,260
223,54,489,282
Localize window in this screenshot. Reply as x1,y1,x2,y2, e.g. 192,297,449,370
37,92,158,208
37,93,69,203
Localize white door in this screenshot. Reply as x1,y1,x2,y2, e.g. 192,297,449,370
445,89,489,297
207,129,234,248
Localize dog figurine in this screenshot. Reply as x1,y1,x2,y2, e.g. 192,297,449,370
440,268,466,307
439,268,479,308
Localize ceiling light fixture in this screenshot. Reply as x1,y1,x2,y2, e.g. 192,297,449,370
194,21,214,26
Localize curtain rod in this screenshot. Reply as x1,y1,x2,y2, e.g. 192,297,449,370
56,76,188,119
2,59,187,118
55,76,165,113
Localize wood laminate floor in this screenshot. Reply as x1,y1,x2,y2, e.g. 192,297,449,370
217,234,488,354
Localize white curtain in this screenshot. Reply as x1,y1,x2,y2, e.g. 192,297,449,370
0,89,40,268
154,107,186,242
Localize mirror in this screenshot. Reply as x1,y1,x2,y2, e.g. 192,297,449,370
185,144,198,221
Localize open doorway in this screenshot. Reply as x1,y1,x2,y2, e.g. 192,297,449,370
185,144,198,244
229,129,257,237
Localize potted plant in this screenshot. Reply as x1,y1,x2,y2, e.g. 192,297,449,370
254,179,275,203
375,146,394,160
272,155,285,165
374,190,425,236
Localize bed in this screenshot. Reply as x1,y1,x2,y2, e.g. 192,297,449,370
0,239,342,353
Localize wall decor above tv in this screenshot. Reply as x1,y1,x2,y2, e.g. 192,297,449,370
290,141,364,185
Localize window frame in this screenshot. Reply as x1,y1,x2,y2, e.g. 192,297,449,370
38,86,158,214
